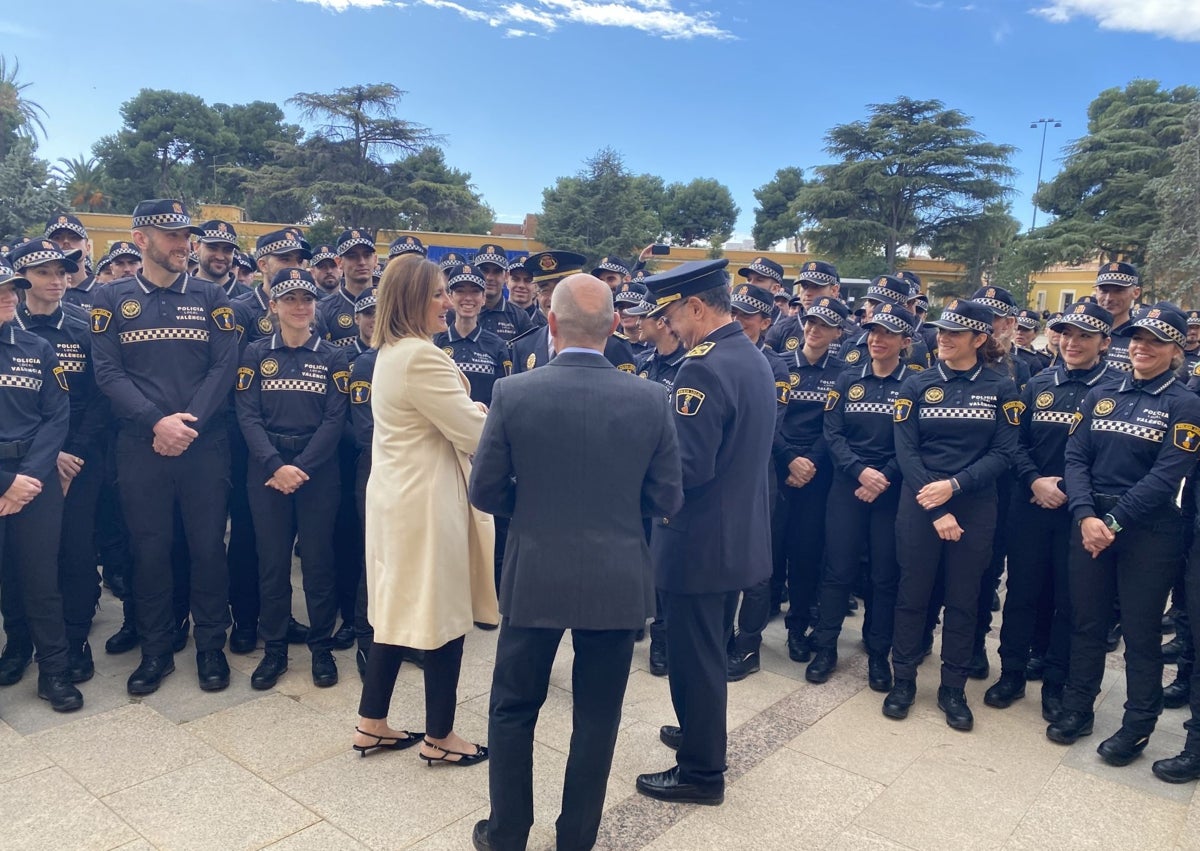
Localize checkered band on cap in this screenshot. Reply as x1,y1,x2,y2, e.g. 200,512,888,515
743,260,782,283
508,256,529,272
45,216,87,240
864,283,906,304
972,295,1014,316
310,246,337,264
614,289,648,308
595,257,631,276
448,266,486,289
731,291,772,315
935,308,992,334
804,302,845,326
0,261,15,279
1187,311,1200,327
256,237,308,260
388,238,427,258
200,225,237,244
107,242,141,260
474,246,509,268
1052,311,1110,335
1131,315,1186,347
132,210,194,229
271,278,321,299
355,292,377,313
1016,313,1039,329
864,312,915,336
12,245,71,271
1096,269,1139,287
337,233,376,256
796,265,838,287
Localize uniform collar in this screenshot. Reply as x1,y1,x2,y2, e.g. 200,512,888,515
73,276,96,293
663,344,686,366
481,298,511,315
337,285,359,308
219,275,238,296
268,332,322,351
935,360,984,382
15,303,65,330
136,272,188,294
860,360,908,381
0,322,15,344
353,337,370,355
1118,370,1176,396
1052,360,1110,387
794,347,832,370
253,286,269,310
447,323,482,343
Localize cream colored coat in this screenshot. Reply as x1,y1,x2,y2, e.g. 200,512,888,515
365,337,498,649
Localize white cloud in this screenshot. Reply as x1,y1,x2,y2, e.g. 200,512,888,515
0,22,40,38
1033,0,1200,41
418,0,492,21
503,2,558,29
536,0,731,38
296,0,391,9
504,27,535,36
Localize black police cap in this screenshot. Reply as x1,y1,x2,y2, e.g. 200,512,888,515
644,259,729,316
131,199,203,234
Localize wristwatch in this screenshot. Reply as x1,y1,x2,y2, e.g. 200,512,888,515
1103,513,1122,533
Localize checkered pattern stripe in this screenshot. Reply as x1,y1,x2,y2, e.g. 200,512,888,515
1092,418,1163,443
1096,271,1138,287
804,305,843,326
732,294,772,314
595,260,629,275
973,296,1013,316
337,237,375,256
0,262,15,278
132,212,192,229
1032,410,1077,425
331,337,358,348
46,221,87,239
118,327,210,344
13,249,66,271
789,389,829,403
1055,312,1110,334
201,229,237,243
58,359,87,374
455,361,498,375
937,310,991,334
920,406,995,420
475,251,509,268
845,401,894,416
389,243,426,258
1134,317,1185,347
311,249,337,264
745,262,782,283
355,295,377,313
256,239,306,260
0,374,41,391
866,314,914,336
1016,316,1039,330
798,269,837,287
261,378,327,395
448,271,485,289
865,285,904,304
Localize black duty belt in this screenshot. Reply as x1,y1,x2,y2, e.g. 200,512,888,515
267,432,311,452
0,439,32,460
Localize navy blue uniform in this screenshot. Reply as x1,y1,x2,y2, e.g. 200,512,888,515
232,287,276,350
891,361,1021,689
478,299,533,343
1104,319,1135,373
236,333,349,656
841,329,930,373
510,325,636,374
62,276,98,312
347,349,377,654
764,314,801,355
317,285,367,348
1016,345,1052,376
522,303,547,329
636,344,686,394
91,273,239,658
651,321,775,785
1061,371,1200,733
434,324,511,406
0,322,71,675
776,347,845,639
812,362,911,659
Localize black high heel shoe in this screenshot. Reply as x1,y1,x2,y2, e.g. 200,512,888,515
419,739,489,767
352,728,424,757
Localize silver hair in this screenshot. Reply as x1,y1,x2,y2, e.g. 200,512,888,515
550,277,615,347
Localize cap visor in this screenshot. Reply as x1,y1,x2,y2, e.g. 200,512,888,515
0,275,30,289
802,314,841,327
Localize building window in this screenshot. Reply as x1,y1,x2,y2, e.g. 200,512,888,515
1036,291,1046,312
1060,291,1075,311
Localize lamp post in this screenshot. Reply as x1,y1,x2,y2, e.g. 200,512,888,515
1029,118,1061,232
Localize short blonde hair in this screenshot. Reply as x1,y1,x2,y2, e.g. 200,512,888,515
373,255,442,346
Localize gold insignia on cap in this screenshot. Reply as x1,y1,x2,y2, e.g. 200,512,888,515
1036,391,1054,409
601,257,609,264
754,257,764,264
986,288,996,298
882,304,893,314
58,216,67,224
290,269,301,279
1148,309,1161,319
352,230,360,238
819,298,829,307
539,255,557,271
406,237,414,244
806,262,816,271
848,384,865,401
1074,304,1086,313
218,223,228,232
739,285,749,295
462,265,470,274
1109,262,1119,271
42,240,54,250
1094,398,1115,417
173,203,183,213
948,300,959,311
923,386,944,404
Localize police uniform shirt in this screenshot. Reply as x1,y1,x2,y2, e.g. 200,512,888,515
15,303,107,460
347,336,372,364
1181,347,1200,380
1011,361,1117,490
433,324,511,406
0,321,70,490
235,332,350,475
993,348,1032,392
1064,371,1200,528
511,325,636,374
765,313,801,354
1016,345,1052,377
893,361,1021,520
90,274,239,436
760,342,791,438
824,361,909,483
843,328,929,372
221,276,252,301
62,276,98,312
317,285,365,347
233,286,330,351
778,347,846,469
477,299,533,343
521,302,548,329
347,349,377,453
1104,319,1134,373
636,344,686,394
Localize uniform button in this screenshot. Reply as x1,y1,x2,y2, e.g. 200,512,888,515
662,518,670,525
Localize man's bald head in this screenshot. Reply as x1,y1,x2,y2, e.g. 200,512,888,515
548,273,619,351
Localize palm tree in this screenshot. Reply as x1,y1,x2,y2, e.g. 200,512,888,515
0,56,48,159
51,156,108,212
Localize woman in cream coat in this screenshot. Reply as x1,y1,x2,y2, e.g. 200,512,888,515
352,255,498,764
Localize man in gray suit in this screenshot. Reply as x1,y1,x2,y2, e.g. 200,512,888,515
469,274,684,851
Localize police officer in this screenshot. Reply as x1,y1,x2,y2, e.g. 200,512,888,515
842,276,931,371
234,229,313,349
93,253,114,285
105,241,142,282
233,251,257,292
387,234,427,263
613,282,652,360
1015,309,1052,375
472,243,532,343
91,199,239,696
434,264,511,406
725,283,791,681
1050,306,1200,765
310,244,341,296
809,303,918,690
592,255,631,292
1094,261,1142,373
764,260,840,353
506,255,542,327
511,251,636,374
192,220,245,298
635,260,775,806
0,257,82,711
438,251,468,277
11,240,110,683
319,228,377,347
1181,311,1200,378
777,296,848,665
235,268,350,690
347,288,379,676
884,299,1021,731
985,302,1118,720
46,213,97,311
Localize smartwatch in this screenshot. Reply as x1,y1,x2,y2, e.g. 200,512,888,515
1103,513,1122,533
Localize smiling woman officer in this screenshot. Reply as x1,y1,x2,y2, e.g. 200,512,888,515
1050,305,1200,767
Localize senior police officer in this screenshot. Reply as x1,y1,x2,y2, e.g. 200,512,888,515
193,220,245,298
91,200,239,696
472,243,532,343
0,257,83,711
1094,261,1142,373
635,260,775,806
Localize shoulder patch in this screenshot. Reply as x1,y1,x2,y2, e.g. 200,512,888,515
824,389,840,411
333,370,351,394
1193,362,1200,377
618,362,636,373
52,365,68,392
779,381,792,406
1003,400,1025,426
894,398,913,422
675,387,706,416
236,366,255,391
907,363,925,372
350,380,372,404
1174,423,1200,452
212,306,235,331
90,308,112,333
1069,411,1083,435
685,342,715,358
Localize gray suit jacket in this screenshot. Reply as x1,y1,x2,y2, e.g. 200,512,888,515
469,350,683,630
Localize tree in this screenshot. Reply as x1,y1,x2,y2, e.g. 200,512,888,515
51,155,108,211
0,57,47,159
206,101,302,203
536,148,662,259
0,138,63,239
660,178,739,247
793,97,1015,272
929,202,1022,290
751,167,807,250
387,147,493,233
1146,103,1200,305
1033,79,1199,269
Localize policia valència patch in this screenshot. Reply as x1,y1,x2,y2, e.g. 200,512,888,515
1002,400,1025,426
894,398,913,422
675,387,706,416
1174,423,1200,452
90,309,112,333
236,367,255,391
350,380,371,404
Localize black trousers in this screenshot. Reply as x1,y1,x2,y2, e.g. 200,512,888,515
1183,533,1200,753
664,590,728,785
332,437,362,625
116,431,231,657
486,621,636,851
58,450,104,644
1063,511,1184,734
892,485,996,688
781,464,832,635
813,472,900,655
730,467,779,654
247,454,339,653
998,497,1072,684
95,430,133,598
974,472,1013,650
0,469,68,673
226,421,259,630
358,635,464,737
353,449,373,650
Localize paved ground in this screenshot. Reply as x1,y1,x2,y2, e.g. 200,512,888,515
1,581,1197,851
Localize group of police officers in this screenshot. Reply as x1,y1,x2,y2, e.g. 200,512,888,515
2,200,1200,796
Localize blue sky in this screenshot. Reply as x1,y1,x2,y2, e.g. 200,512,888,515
5,0,1198,238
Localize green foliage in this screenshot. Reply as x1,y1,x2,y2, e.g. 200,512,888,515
387,147,493,234
659,177,739,247
1032,79,1199,268
51,155,108,211
929,202,1022,290
0,138,63,240
794,97,1015,272
1146,104,1200,305
0,57,47,159
751,167,807,250
834,249,889,280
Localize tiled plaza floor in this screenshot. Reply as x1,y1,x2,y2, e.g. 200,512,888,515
1,579,1196,850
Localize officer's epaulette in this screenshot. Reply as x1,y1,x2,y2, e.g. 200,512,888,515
613,331,630,341
685,341,715,358
507,325,541,347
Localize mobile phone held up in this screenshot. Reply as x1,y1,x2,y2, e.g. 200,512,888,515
650,244,671,256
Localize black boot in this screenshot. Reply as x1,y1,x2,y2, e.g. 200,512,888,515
649,638,668,677
252,651,288,690
1163,664,1192,709
127,654,176,696
1024,655,1046,681
286,616,310,645
312,649,338,687
1105,623,1122,652
0,640,33,686
726,649,760,682
1161,635,1186,664
1046,710,1094,745
1152,750,1200,784
1097,727,1150,767
228,622,257,654
37,671,84,712
983,671,1026,709
196,649,230,692
105,619,139,654
883,678,916,719
66,640,95,684
331,621,355,650
867,653,893,692
937,685,974,731
967,647,990,680
805,648,837,684
1041,682,1064,723
787,630,811,663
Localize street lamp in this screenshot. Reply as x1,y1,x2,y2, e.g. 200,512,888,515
1029,118,1062,232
